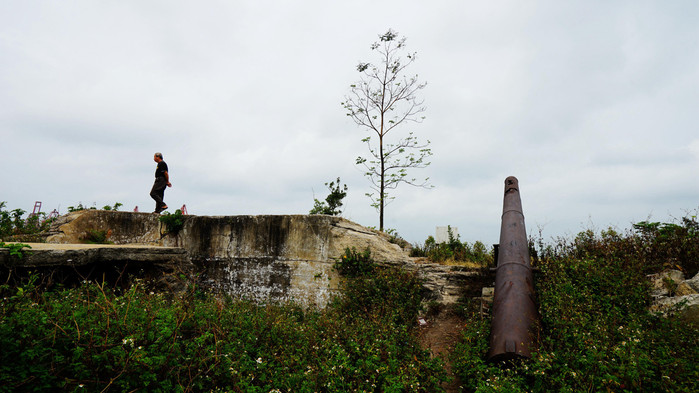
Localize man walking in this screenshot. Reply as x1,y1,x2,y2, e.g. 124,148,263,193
150,152,172,213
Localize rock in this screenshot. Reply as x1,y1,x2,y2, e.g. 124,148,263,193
686,272,699,292
481,287,495,302
676,282,698,296
650,294,699,325
41,210,422,306
647,269,685,297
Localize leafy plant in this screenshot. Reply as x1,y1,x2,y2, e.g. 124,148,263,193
0,242,32,259
412,226,493,266
0,202,54,240
334,246,375,277
67,202,86,212
309,177,348,216
159,209,186,234
101,202,123,211
81,229,111,244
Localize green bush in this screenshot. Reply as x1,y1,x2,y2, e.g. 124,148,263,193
309,177,348,216
159,209,186,234
411,226,494,266
81,229,112,244
0,242,32,258
0,252,446,392
334,246,375,277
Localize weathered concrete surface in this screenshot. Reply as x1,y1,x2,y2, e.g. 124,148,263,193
39,210,485,306
46,211,164,245
46,211,409,263
43,211,414,305
1,242,191,294
0,243,188,268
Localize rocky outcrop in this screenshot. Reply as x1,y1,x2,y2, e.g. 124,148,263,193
648,269,699,325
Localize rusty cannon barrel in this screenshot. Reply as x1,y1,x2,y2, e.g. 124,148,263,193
487,176,538,362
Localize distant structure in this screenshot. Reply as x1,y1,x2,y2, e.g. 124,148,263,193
435,226,458,244
27,201,42,220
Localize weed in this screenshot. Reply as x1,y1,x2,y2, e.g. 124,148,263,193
334,247,375,277
81,229,112,244
0,242,32,259
159,209,186,234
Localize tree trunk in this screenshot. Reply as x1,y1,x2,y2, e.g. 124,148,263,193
379,134,385,232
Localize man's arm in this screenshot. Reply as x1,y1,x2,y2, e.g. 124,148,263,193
164,171,171,187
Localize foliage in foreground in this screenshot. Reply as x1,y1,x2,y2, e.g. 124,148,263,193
452,215,699,392
0,249,446,392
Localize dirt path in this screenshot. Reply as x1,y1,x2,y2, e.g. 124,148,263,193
418,313,465,393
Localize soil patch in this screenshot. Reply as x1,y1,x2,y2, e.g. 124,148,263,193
418,312,466,393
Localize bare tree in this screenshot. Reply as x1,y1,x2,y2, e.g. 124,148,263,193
342,29,432,231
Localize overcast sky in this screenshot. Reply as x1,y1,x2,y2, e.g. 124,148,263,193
1,1,698,246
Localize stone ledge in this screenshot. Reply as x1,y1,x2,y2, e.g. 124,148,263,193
0,243,188,268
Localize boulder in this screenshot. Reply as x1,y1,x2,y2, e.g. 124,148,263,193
676,281,698,296
650,294,699,325
647,269,685,297
686,272,699,292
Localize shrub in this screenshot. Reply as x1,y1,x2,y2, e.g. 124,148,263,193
81,229,111,244
0,242,32,259
309,177,348,216
159,209,186,234
412,226,494,266
0,250,446,392
334,246,375,277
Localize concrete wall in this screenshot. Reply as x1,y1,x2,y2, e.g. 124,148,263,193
46,211,412,306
